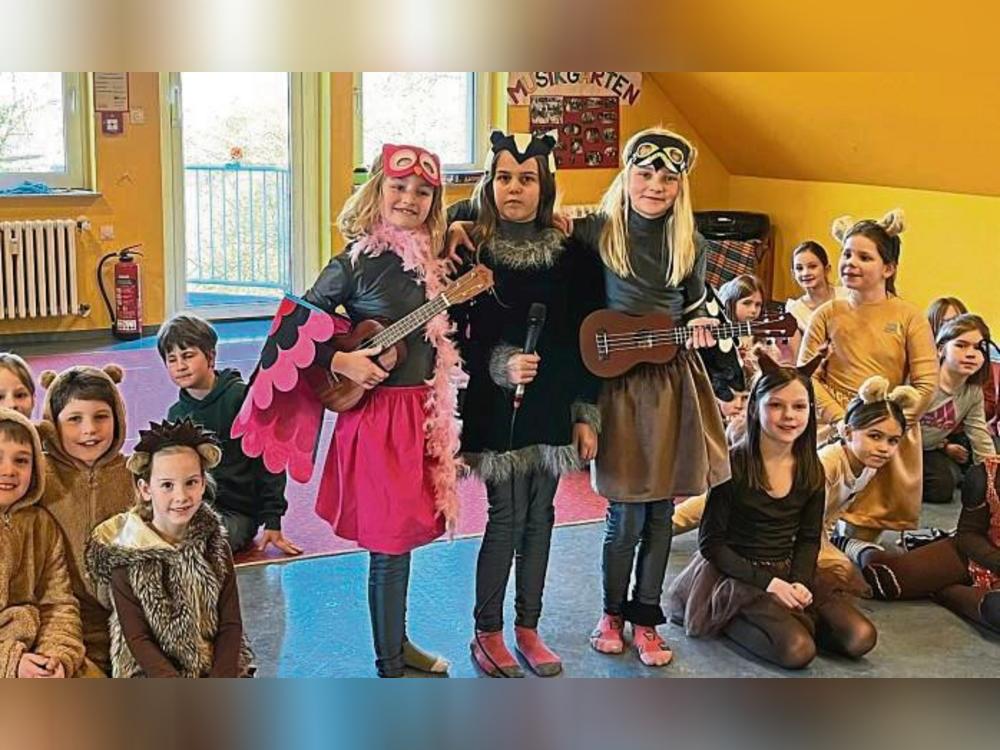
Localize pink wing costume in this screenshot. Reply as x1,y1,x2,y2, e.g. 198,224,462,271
232,222,461,555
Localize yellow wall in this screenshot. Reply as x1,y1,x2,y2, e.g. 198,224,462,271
507,74,730,209
0,73,164,336
729,175,1000,323
8,72,993,339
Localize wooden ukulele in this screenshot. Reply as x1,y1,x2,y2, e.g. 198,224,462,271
579,309,798,379
312,264,494,412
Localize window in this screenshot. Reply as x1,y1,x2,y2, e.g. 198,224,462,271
0,72,91,190
356,72,490,171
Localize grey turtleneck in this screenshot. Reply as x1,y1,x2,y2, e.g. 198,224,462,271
574,210,708,319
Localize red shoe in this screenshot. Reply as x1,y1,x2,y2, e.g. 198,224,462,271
590,613,625,654
632,625,673,667
470,631,524,678
515,626,562,677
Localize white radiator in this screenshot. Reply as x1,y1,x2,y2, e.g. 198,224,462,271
0,219,79,320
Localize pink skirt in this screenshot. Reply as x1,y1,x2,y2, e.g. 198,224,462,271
316,385,446,555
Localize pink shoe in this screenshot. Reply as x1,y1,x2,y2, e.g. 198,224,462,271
470,631,524,678
590,613,625,654
515,626,562,677
632,625,673,667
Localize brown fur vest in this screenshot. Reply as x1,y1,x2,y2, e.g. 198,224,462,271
85,505,254,678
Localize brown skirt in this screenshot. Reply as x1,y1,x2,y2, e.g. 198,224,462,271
667,551,841,638
593,350,730,501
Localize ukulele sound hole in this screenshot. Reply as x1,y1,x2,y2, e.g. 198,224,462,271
638,330,655,349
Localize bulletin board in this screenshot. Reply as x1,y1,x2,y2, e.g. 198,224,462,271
529,95,620,170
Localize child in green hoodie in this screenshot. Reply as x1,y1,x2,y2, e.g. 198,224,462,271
157,314,301,556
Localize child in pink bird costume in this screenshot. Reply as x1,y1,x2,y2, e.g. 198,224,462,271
233,144,461,677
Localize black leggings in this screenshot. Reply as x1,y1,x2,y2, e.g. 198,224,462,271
724,594,877,670
475,470,559,632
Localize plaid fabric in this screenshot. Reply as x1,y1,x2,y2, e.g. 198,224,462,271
704,239,763,290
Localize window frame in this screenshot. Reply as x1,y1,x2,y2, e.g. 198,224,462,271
0,72,93,191
353,71,491,173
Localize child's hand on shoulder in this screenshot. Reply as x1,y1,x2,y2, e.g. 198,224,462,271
257,529,303,557
551,210,574,236
445,221,476,273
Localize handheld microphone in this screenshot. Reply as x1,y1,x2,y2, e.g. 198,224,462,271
513,303,547,410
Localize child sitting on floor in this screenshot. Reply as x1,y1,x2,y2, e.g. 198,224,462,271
85,418,254,678
158,314,300,555
37,364,133,675
0,353,36,418
0,408,84,678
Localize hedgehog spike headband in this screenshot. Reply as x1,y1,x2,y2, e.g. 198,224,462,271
126,418,222,475
488,130,557,172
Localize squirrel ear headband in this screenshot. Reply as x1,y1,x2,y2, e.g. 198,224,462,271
831,209,905,245
488,130,557,172
381,144,442,187
756,344,829,380
125,418,223,476
856,376,920,411
625,133,693,174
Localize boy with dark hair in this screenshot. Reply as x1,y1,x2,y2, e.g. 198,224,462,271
157,314,301,556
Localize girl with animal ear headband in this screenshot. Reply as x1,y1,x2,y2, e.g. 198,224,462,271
84,419,255,678
798,209,938,544
445,130,604,678
816,376,918,589
669,351,877,669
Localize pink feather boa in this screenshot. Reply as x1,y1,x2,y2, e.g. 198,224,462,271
351,221,462,531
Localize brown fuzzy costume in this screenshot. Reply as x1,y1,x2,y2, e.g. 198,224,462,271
36,364,134,673
85,502,254,678
0,408,84,677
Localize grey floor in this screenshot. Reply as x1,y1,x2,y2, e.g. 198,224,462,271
236,500,1000,678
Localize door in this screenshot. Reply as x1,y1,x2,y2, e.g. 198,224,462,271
163,72,316,319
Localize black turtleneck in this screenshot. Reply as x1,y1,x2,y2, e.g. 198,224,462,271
447,200,603,453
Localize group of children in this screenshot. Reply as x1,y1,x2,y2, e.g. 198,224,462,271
1,122,996,677
0,313,289,676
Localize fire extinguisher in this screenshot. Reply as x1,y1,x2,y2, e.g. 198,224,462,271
98,245,144,341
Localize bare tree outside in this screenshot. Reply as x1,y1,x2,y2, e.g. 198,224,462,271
361,72,473,167
0,73,66,174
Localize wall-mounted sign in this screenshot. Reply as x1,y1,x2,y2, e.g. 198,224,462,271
94,72,130,112
508,72,642,106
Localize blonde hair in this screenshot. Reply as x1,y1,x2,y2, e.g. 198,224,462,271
337,152,447,258
0,352,35,394
597,127,698,285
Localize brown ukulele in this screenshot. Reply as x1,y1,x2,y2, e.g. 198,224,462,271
311,264,494,412
579,309,798,378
